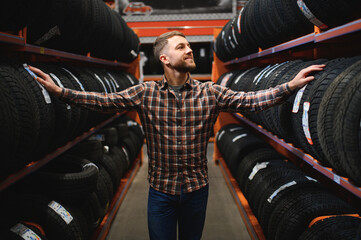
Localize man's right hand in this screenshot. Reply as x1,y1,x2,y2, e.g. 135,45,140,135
29,66,63,97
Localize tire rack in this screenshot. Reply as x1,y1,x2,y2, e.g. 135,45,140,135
92,145,143,240
212,19,361,240
0,30,142,239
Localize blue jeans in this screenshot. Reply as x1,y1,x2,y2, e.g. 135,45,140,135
147,185,209,240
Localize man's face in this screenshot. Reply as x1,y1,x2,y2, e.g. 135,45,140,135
161,36,196,73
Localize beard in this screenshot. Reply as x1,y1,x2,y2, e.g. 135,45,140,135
172,59,196,73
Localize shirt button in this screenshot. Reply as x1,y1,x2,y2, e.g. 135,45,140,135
178,125,181,127
178,141,181,144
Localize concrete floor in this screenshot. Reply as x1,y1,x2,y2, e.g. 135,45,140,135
106,143,251,240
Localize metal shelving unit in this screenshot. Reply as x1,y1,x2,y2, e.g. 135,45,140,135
223,19,361,65
233,113,361,204
0,28,142,239
0,31,132,68
0,113,124,192
212,18,361,239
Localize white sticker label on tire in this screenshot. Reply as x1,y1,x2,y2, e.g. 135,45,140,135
10,223,42,240
107,72,120,88
297,0,328,29
217,130,225,141
302,101,313,145
267,181,297,203
48,201,73,224
333,174,341,184
61,68,85,91
126,74,135,85
94,73,108,93
248,162,269,181
38,82,52,104
232,133,247,142
306,176,317,182
292,85,307,113
23,64,52,104
229,127,243,132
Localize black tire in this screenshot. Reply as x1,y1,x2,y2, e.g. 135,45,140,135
1,194,84,240
244,160,298,200
110,146,128,176
87,0,113,59
88,192,103,229
58,66,90,135
96,127,119,148
101,153,122,191
227,132,269,176
246,0,274,49
268,188,355,240
60,66,101,130
15,63,56,160
99,164,114,201
333,71,361,186
72,192,103,231
216,70,244,88
216,124,248,166
258,179,321,234
29,155,99,204
119,136,138,165
0,63,40,177
302,0,355,29
260,60,303,138
214,20,236,62
248,168,308,219
31,63,76,149
95,166,112,216
68,139,104,165
289,59,328,150
302,58,357,165
298,215,361,240
26,0,67,48
3,222,49,240
235,147,283,191
318,59,361,176
0,0,29,32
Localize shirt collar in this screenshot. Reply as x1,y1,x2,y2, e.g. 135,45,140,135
160,73,194,90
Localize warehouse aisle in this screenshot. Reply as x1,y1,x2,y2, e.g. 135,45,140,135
106,143,251,240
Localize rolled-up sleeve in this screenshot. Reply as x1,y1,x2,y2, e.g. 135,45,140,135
211,82,293,113
58,84,145,113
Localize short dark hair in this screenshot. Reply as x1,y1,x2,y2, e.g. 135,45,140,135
153,31,186,64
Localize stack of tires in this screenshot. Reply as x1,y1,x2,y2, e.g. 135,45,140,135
216,123,361,240
216,56,361,187
0,116,144,239
0,61,139,179
214,0,361,61
0,0,140,63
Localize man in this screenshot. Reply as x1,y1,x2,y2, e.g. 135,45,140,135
30,31,325,240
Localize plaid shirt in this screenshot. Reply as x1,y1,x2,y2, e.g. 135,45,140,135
59,76,292,195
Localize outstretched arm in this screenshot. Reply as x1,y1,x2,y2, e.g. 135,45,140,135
29,66,63,97
29,65,144,113
213,64,326,113
287,64,326,91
